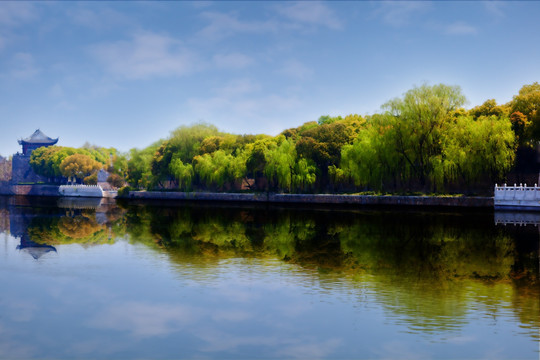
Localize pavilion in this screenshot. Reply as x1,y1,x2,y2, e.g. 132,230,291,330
18,129,58,156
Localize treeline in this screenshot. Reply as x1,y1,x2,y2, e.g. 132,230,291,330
28,82,540,194
29,145,126,186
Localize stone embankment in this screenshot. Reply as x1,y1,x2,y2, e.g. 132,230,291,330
0,181,493,208
126,191,493,208
0,183,60,196
0,183,117,198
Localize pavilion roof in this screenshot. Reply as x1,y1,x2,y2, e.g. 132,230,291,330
18,129,58,145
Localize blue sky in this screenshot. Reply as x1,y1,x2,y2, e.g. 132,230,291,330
1,1,539,156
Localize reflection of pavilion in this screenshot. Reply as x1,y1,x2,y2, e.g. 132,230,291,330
8,201,57,260
16,235,56,260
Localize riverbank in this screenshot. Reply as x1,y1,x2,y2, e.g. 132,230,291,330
0,183,116,198
125,190,493,208
0,183,60,197
0,182,493,208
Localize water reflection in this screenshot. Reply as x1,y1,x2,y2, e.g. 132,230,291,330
117,202,537,342
16,238,56,260
0,197,538,358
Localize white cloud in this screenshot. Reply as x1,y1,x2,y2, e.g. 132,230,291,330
373,1,431,27
445,21,477,35
67,7,133,31
191,1,213,9
274,1,343,30
211,310,252,322
0,2,37,52
213,53,254,69
9,53,39,79
89,302,197,337
186,79,302,135
484,1,506,18
277,338,343,359
277,59,313,80
197,11,278,40
90,32,198,79
0,2,37,27
216,78,261,96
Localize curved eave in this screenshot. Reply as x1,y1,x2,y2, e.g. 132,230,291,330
18,138,59,145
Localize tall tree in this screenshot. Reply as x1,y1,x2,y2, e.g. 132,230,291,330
382,83,467,188
508,82,540,144
59,154,102,183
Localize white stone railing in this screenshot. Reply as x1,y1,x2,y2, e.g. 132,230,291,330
59,184,104,198
494,183,540,210
494,183,540,201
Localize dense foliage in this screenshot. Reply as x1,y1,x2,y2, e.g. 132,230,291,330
119,83,521,194
22,82,540,194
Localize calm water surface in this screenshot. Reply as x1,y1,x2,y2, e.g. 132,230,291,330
0,197,538,359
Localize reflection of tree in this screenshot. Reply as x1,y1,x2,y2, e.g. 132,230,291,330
27,213,111,245
121,206,532,282
58,216,103,239
119,204,539,339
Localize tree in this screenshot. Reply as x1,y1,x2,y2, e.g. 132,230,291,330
469,99,508,119
59,154,102,182
265,138,296,192
30,146,62,180
437,115,515,186
30,146,108,182
339,115,400,191
0,156,11,182
107,173,125,188
127,145,157,189
245,138,277,189
193,150,246,190
151,123,221,187
337,84,515,193
382,83,467,189
169,156,194,190
510,111,530,147
508,82,540,144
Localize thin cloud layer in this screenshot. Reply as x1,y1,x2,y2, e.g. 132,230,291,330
0,2,37,27
373,1,431,27
197,11,278,41
445,22,478,35
90,32,198,79
0,1,539,156
274,1,343,30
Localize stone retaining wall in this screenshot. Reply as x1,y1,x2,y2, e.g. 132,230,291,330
127,191,493,208
0,183,494,208
0,184,59,196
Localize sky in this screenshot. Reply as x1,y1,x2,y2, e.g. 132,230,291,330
0,1,539,156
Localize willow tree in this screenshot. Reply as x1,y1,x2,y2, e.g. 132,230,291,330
339,115,402,191
169,156,194,190
265,139,296,192
339,84,515,193
264,138,317,193
437,115,515,186
193,150,246,190
382,83,467,188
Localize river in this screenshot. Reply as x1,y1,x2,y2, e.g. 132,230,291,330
0,196,538,359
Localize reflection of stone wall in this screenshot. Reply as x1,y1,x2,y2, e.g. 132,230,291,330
0,208,9,234
11,154,46,184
